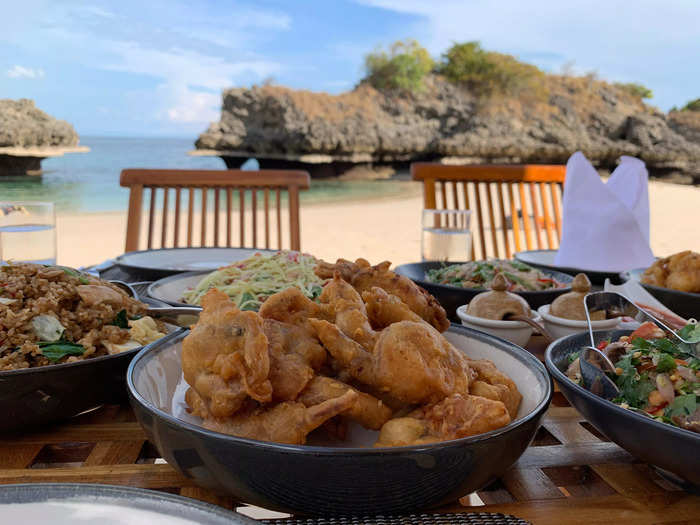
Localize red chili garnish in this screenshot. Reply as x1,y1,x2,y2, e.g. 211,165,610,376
597,340,609,350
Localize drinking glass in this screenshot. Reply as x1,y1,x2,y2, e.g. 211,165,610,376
421,209,472,261
0,202,56,264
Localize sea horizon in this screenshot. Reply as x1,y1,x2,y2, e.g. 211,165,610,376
0,136,416,214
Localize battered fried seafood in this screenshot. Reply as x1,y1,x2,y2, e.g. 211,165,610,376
312,319,473,405
182,289,273,419
641,251,700,293
316,258,450,332
183,277,520,447
375,394,511,447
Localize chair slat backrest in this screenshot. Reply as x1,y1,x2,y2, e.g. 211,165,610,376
120,169,310,252
411,163,566,260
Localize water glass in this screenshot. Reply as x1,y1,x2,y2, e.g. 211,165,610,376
0,202,56,265
421,209,472,261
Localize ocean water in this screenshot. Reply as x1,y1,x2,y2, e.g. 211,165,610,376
0,136,416,213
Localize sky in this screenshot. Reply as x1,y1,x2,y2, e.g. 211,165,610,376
2,0,699,138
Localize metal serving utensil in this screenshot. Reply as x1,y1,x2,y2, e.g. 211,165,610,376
111,280,201,327
585,291,697,349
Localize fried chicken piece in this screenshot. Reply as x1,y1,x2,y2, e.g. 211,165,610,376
298,376,392,430
362,286,426,329
201,390,358,444
467,359,522,418
258,286,331,326
264,318,327,371
311,319,473,405
316,258,450,332
182,289,272,418
375,394,511,447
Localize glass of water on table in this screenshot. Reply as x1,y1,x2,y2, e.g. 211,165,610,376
421,209,472,261
0,202,56,265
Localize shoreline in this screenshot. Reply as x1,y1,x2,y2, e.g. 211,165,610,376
55,180,700,269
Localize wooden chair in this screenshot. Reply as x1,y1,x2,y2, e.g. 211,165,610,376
120,169,310,252
411,163,566,260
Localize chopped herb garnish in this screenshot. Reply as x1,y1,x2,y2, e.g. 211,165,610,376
655,352,677,373
111,309,128,328
37,341,86,362
509,260,533,272
665,394,698,419
568,351,580,364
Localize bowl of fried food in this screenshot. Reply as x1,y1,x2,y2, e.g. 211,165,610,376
128,259,551,515
623,250,700,320
0,263,171,432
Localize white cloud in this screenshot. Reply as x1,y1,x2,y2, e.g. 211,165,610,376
6,65,44,78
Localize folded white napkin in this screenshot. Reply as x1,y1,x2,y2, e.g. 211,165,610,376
554,152,655,272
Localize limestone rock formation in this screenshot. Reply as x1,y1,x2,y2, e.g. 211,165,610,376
196,76,700,182
0,99,86,175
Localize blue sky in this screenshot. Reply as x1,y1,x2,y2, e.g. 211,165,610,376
2,0,699,138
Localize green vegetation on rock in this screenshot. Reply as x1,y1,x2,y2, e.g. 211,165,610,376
364,39,434,93
436,41,545,97
681,98,700,111
614,82,653,100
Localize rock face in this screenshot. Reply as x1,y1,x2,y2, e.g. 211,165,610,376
0,99,85,175
0,99,78,148
196,76,700,181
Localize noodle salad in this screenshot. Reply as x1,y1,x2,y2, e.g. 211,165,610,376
181,251,326,310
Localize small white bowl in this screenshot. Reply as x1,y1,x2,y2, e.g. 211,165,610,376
537,304,620,340
456,305,540,347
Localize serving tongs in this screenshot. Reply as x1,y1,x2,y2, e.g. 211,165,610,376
579,291,696,408
111,280,201,328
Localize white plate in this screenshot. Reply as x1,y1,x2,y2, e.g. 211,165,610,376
0,483,254,524
116,247,274,274
148,271,209,307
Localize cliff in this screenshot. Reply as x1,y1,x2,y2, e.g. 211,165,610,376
0,99,87,175
196,75,700,181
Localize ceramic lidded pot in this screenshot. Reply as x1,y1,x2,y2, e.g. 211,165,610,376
538,273,620,339
457,274,541,347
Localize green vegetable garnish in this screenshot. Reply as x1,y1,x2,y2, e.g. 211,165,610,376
503,271,534,291
111,309,128,328
509,260,533,272
568,351,580,364
37,341,86,362
310,284,323,300
678,323,700,343
239,292,257,311
613,354,655,408
665,394,698,419
655,352,677,373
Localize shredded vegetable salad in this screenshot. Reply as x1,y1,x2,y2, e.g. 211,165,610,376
426,260,565,291
181,251,326,310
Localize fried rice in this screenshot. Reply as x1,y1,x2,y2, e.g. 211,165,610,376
0,263,163,371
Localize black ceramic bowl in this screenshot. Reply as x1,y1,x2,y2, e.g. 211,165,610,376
127,325,552,516
0,329,186,433
622,268,700,320
395,261,574,322
545,329,700,485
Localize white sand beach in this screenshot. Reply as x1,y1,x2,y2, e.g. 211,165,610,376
56,180,700,269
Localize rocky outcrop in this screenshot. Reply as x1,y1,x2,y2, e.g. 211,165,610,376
0,99,87,175
196,76,700,182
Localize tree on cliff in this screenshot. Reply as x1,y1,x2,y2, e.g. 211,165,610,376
363,39,434,93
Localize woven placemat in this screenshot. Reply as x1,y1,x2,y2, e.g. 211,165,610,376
260,513,529,525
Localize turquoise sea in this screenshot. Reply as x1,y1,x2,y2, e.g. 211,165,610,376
0,137,416,213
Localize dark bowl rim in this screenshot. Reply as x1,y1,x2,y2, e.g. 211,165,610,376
115,247,276,274
544,329,700,442
0,343,141,378
147,270,211,307
394,261,574,296
622,268,700,300
127,323,552,455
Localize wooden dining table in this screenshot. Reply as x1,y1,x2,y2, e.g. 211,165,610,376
1,265,699,524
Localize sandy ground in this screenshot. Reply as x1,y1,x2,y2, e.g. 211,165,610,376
56,179,700,269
